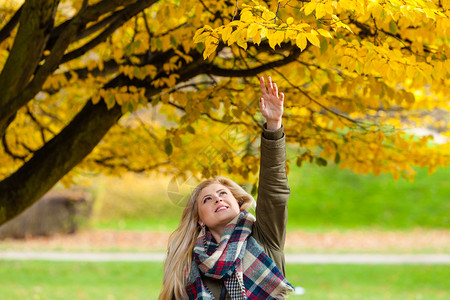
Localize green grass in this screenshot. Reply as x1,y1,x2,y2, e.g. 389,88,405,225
0,261,163,299
0,261,448,299
286,264,449,300
90,218,181,232
287,163,450,231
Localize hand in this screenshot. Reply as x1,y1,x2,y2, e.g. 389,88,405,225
259,76,284,130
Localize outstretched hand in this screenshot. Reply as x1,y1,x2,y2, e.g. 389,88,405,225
259,76,284,130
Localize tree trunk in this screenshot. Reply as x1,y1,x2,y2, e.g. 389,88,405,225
0,100,122,225
0,0,59,134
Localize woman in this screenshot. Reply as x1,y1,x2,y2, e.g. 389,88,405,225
160,76,294,299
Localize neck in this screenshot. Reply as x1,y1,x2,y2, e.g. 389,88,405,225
209,227,223,243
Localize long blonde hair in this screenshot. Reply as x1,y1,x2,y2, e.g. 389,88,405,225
159,176,255,299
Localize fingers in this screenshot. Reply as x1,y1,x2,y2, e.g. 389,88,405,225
259,97,265,111
260,76,281,97
259,76,267,95
280,92,285,103
273,82,278,97
267,76,275,96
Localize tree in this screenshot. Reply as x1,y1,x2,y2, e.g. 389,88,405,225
0,0,449,225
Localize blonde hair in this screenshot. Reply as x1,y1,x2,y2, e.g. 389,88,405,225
159,176,255,299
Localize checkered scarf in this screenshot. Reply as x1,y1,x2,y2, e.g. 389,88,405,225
185,211,294,299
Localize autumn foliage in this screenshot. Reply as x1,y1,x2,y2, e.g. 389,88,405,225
0,0,449,224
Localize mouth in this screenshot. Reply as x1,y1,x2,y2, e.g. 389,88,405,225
215,205,229,213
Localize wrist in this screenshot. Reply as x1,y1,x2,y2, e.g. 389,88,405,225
266,119,282,130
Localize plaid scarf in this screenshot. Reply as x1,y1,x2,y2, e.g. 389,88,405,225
185,211,294,299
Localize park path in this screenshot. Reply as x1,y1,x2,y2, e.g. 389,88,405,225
1,229,449,253
1,229,449,264
1,251,449,264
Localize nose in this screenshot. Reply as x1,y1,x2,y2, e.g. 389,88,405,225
215,197,223,203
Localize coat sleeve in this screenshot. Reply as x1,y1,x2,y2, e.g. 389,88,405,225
253,123,290,251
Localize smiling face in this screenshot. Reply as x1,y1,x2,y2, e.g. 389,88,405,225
197,183,241,234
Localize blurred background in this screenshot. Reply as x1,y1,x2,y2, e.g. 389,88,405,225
1,0,449,299
1,159,449,299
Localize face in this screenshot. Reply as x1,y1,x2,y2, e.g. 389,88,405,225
197,183,241,232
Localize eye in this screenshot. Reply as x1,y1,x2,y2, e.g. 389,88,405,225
203,196,212,203
219,191,227,195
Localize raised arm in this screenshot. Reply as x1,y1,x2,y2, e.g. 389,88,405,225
254,76,290,252
259,75,284,131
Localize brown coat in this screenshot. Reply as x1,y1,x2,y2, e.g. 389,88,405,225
201,125,289,299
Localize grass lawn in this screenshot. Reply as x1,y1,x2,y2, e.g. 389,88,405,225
0,261,448,299
286,163,450,231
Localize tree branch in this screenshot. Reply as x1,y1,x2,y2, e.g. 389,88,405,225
199,0,216,18
275,2,281,24
208,49,300,77
0,4,23,44
2,134,27,161
349,17,431,56
0,0,60,133
93,157,171,173
0,0,159,139
166,101,249,126
48,7,118,46
61,0,157,64
26,105,55,143
232,0,238,21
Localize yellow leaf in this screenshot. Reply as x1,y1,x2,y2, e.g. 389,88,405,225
238,28,249,49
115,92,126,106
113,48,124,63
325,2,334,15
237,39,248,50
286,29,297,39
98,59,104,71
252,31,262,45
194,32,210,43
247,23,260,39
390,0,403,8
105,90,116,110
228,27,243,45
164,74,180,87
145,65,157,78
317,28,333,38
423,8,435,19
296,23,311,30
203,38,218,59
274,30,285,47
163,63,171,73
296,33,307,51
260,26,268,38
240,10,253,22
262,10,275,20
221,26,233,42
193,28,205,42
304,1,316,16
92,93,101,105
202,25,213,32
268,32,277,49
286,17,294,25
305,31,320,47
316,3,326,19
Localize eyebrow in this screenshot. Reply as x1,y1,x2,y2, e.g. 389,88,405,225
201,189,226,201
